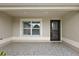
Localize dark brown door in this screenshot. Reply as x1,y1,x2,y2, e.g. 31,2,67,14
50,20,60,41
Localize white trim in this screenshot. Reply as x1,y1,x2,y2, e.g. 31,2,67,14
30,21,32,35
11,37,50,42
20,19,22,36
0,7,79,10
0,38,12,47
63,37,79,52
61,20,63,42
63,37,79,48
20,18,42,37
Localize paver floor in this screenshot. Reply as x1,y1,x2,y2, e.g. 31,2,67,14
0,42,79,56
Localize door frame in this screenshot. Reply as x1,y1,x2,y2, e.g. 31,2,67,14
50,20,62,42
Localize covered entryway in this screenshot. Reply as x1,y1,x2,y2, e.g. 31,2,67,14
0,3,79,56
0,3,77,42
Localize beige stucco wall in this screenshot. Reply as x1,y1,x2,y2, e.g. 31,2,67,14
13,18,20,37
12,17,51,38
42,17,50,37
62,11,79,42
0,12,13,39
12,17,62,41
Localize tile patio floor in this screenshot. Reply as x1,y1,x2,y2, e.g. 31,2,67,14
0,42,79,56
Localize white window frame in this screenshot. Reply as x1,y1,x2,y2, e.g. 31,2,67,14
20,18,42,37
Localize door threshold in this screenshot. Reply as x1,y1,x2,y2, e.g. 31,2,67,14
50,41,62,42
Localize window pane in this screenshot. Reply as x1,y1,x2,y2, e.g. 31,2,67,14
23,29,31,35
32,29,40,35
32,21,40,28
52,22,58,30
23,21,31,28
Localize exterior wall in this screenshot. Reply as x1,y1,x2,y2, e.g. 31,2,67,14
13,18,50,38
42,18,50,38
62,11,79,42
13,18,20,37
12,17,61,41
12,17,51,41
0,12,13,39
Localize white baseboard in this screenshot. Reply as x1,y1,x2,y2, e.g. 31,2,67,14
0,37,62,47
63,37,79,52
11,37,50,42
0,38,12,47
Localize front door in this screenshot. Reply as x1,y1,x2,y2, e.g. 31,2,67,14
50,20,61,41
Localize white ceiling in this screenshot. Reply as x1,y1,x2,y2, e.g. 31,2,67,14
0,3,79,18
3,9,75,17
1,9,71,18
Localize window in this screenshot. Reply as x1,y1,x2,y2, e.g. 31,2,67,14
23,21,31,35
23,21,40,35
